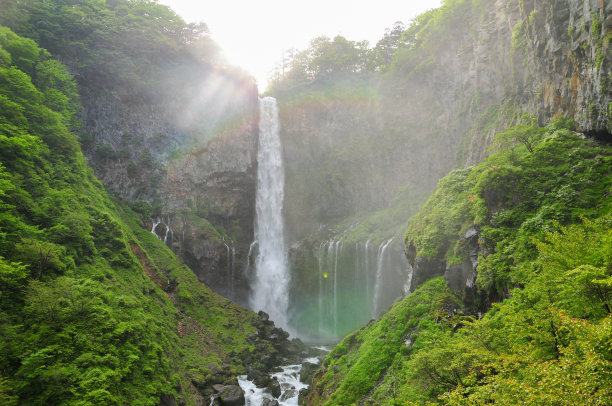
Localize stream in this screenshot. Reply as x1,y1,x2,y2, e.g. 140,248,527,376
238,348,329,405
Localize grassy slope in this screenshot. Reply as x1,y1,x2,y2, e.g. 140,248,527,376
0,26,274,405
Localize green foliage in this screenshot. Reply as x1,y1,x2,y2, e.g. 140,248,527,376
405,118,611,299
0,0,220,100
490,113,545,153
317,214,612,405
316,114,610,403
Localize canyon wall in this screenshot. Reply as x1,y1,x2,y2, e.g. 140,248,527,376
81,72,259,306
276,0,611,332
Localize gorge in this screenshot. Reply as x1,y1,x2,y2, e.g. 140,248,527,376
0,0,611,405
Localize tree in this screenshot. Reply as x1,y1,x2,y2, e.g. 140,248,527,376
371,21,406,68
492,114,545,153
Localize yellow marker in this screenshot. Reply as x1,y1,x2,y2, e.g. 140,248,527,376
323,272,328,278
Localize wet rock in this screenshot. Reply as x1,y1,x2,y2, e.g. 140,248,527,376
258,311,274,325
307,347,329,358
267,377,281,398
299,362,319,385
212,384,245,406
410,255,446,292
444,226,479,304
247,371,269,388
298,388,308,405
262,399,279,406
279,388,297,402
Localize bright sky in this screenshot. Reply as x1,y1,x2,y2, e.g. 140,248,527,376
159,0,442,89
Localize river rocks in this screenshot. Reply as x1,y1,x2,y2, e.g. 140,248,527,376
279,388,298,402
267,378,282,398
212,384,245,406
247,370,270,388
298,388,308,405
299,362,319,385
262,399,279,406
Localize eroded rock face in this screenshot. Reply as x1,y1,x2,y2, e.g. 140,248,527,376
81,72,259,305
279,0,610,248
279,0,610,311
444,227,479,304
522,0,612,133
212,384,245,406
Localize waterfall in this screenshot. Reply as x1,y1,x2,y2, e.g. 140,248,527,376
364,239,371,302
333,241,341,335
373,238,393,318
299,236,410,340
223,237,234,299
163,217,172,244
231,244,236,299
318,241,325,336
151,217,161,235
250,97,289,329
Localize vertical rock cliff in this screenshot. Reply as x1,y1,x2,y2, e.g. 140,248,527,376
81,72,260,305
275,0,610,333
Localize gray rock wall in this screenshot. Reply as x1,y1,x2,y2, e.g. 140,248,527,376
81,73,259,305
278,0,610,310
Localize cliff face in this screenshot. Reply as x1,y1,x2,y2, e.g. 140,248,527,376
524,0,611,133
81,72,259,306
406,0,612,296
276,0,610,308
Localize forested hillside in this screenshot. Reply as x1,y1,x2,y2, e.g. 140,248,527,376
0,25,298,405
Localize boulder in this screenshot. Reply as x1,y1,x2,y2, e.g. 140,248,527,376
267,377,281,398
300,362,319,385
247,370,270,388
298,388,308,405
279,388,297,402
213,384,245,406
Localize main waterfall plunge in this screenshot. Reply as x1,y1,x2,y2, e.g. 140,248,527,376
250,97,412,341
250,97,290,330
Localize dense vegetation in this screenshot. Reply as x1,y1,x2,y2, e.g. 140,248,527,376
306,118,612,405
0,0,220,100
405,117,612,302
0,26,281,405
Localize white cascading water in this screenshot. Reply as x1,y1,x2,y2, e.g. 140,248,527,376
250,97,290,330
373,238,393,318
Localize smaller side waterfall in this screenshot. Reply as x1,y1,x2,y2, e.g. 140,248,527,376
373,238,393,318
151,217,173,246
295,238,411,341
